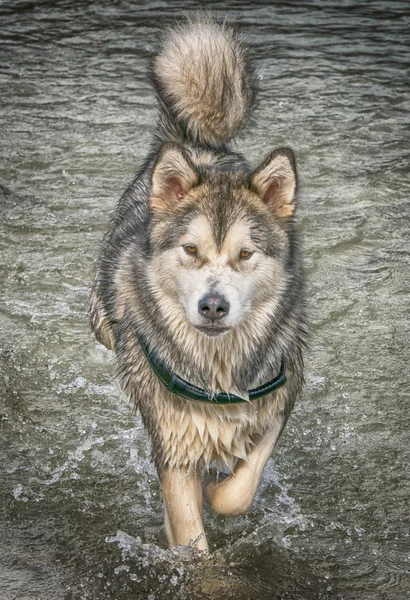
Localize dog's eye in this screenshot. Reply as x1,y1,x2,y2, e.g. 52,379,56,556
184,244,197,256
239,249,253,260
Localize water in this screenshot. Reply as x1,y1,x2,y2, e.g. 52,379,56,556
1,1,409,598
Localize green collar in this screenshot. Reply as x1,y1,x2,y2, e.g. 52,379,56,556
138,335,287,405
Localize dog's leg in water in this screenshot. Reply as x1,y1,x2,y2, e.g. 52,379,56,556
205,415,284,516
160,467,208,551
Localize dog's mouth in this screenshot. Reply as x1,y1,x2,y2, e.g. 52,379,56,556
195,325,231,337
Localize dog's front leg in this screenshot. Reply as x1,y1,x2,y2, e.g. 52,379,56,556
205,415,284,517
160,467,208,551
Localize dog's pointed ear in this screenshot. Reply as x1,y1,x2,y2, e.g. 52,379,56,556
250,148,297,218
151,144,199,212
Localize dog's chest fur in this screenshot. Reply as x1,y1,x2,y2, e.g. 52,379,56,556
150,383,288,470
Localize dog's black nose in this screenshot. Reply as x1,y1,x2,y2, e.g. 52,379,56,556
198,293,230,322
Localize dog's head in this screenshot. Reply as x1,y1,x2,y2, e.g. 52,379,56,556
147,144,297,339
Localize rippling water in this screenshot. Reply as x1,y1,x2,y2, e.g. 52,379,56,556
1,1,409,598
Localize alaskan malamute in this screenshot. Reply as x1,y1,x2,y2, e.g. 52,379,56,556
90,16,307,551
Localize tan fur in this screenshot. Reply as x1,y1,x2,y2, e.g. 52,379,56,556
90,283,115,351
205,419,283,516
161,467,208,551
153,387,288,471
153,19,253,146
251,152,297,218
151,144,198,212
160,425,283,550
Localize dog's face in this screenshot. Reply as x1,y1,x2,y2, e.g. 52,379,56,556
148,145,297,338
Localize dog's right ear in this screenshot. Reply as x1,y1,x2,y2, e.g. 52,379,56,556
151,144,199,212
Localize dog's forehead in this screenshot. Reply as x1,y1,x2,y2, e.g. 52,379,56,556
184,215,216,253
183,213,253,254
221,220,252,253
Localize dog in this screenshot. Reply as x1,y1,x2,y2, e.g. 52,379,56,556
90,16,307,552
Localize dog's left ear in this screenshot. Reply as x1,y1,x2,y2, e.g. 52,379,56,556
151,143,199,212
250,148,297,218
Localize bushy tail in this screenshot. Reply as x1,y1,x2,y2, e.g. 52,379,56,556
152,16,255,148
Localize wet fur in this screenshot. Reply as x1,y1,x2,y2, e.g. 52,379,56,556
90,16,307,548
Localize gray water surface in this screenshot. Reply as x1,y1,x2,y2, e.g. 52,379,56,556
1,1,409,599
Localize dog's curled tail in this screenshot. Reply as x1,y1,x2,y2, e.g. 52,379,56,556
152,17,255,148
